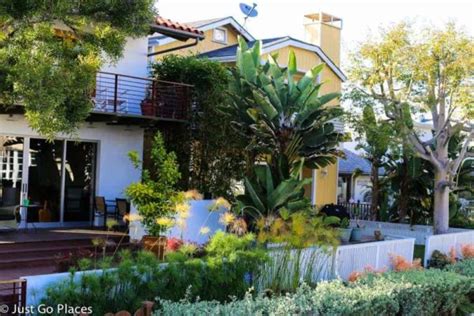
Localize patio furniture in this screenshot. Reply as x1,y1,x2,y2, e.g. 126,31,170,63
93,87,129,113
115,198,130,224
0,205,19,231
93,196,111,228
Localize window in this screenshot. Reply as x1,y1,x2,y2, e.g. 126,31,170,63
213,28,227,44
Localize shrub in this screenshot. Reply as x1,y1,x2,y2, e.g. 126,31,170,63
42,234,267,314
446,258,474,277
428,250,452,269
157,269,473,316
461,244,474,259
358,269,473,315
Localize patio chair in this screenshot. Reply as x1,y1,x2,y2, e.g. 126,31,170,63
93,87,129,113
93,196,112,229
116,198,130,224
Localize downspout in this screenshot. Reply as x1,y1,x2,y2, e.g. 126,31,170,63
148,38,200,57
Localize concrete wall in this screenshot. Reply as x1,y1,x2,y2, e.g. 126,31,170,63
0,115,143,206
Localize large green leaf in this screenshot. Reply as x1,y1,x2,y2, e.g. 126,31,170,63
297,63,324,92
243,177,266,213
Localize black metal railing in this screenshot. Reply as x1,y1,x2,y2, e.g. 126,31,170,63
340,202,372,220
93,72,192,121
0,279,26,314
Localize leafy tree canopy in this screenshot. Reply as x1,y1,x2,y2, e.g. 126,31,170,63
0,0,156,137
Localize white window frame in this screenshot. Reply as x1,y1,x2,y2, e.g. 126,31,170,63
212,27,228,44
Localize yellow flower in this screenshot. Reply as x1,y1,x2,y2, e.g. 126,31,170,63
156,217,174,227
184,189,203,200
176,202,191,213
123,213,142,222
209,197,231,211
176,217,187,230
199,226,210,235
219,212,235,226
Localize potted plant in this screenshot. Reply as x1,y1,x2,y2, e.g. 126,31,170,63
126,132,183,259
337,217,353,243
140,99,156,116
350,207,365,242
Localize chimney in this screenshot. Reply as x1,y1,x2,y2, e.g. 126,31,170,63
304,12,342,67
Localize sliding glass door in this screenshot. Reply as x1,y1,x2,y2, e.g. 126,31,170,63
63,141,97,222
27,139,63,222
0,137,24,221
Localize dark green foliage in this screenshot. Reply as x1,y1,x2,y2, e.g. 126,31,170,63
223,37,345,175
151,55,247,198
0,0,156,137
42,234,267,314
446,259,474,278
234,163,312,220
126,132,182,237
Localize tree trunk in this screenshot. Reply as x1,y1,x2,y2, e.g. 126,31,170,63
433,169,450,234
398,155,409,222
370,163,380,221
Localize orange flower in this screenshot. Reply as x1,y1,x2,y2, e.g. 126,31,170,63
390,254,423,272
460,244,474,259
348,271,363,282
449,247,457,263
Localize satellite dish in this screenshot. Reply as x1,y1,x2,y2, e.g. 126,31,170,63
240,3,258,18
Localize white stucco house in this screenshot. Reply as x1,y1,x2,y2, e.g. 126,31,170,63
0,17,203,230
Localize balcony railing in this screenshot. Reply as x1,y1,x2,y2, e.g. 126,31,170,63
93,72,192,121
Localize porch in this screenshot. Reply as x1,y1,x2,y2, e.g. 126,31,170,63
1,71,193,124
0,228,129,280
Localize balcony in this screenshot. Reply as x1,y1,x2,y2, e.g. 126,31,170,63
90,72,192,124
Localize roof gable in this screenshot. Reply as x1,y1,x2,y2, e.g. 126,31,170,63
149,16,254,46
199,36,347,81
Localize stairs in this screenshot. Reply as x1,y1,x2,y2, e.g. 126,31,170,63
0,234,131,270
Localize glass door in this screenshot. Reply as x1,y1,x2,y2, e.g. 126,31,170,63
63,141,97,222
27,139,63,223
0,136,24,224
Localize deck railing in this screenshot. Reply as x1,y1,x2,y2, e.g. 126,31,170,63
0,279,26,314
93,72,192,121
340,202,372,220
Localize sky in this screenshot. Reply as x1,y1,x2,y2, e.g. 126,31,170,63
156,0,473,69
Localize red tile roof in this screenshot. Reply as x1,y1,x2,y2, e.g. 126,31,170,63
154,16,204,38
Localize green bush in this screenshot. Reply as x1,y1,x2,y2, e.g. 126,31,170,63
446,258,474,277
42,234,267,314
358,270,472,316
157,269,473,316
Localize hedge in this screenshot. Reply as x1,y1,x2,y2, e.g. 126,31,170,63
156,268,473,316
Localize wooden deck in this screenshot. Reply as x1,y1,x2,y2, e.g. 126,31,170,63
0,228,130,280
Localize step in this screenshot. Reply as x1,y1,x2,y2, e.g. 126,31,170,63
0,243,132,269
0,241,131,260
0,235,129,251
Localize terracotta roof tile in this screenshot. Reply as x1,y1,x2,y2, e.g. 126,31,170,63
154,16,204,37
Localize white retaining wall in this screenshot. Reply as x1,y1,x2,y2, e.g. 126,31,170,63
424,230,474,266
334,237,415,280
353,220,467,245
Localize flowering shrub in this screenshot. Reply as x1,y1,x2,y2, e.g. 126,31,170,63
390,254,422,272
461,244,474,259
348,265,386,282
166,237,184,252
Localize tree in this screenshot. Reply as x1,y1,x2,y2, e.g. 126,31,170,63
151,55,248,199
348,101,394,220
348,22,473,233
0,0,155,137
224,37,345,178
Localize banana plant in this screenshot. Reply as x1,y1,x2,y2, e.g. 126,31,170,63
224,37,345,174
234,163,312,220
